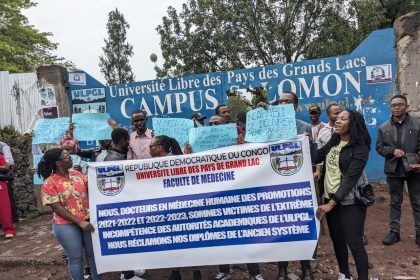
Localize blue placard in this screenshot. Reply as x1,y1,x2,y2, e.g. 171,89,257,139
189,123,238,153
72,113,112,141
32,118,70,144
152,118,194,147
245,105,297,142
33,154,79,185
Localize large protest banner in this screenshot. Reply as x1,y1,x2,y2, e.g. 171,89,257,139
88,135,319,273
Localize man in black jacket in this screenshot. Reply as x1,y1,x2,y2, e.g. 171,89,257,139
376,94,420,247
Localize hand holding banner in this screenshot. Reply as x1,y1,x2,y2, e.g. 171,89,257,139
32,118,70,144
73,113,113,141
189,123,238,153
152,118,194,147
245,105,297,143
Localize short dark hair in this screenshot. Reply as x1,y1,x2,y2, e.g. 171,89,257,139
111,128,129,145
215,104,227,115
390,94,407,104
326,103,341,113
131,109,147,118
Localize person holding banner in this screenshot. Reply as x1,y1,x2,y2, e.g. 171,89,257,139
128,110,153,160
314,110,371,280
148,135,202,280
37,148,101,280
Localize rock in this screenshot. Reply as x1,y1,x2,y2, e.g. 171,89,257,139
368,262,374,269
393,276,417,280
320,266,330,274
413,259,419,266
399,263,408,268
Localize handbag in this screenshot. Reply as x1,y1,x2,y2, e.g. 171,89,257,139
354,183,375,207
353,171,375,207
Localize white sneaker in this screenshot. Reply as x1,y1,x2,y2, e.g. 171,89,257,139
134,270,146,277
251,274,265,280
338,273,352,280
215,272,232,280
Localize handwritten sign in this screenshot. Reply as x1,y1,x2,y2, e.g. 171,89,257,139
189,123,237,153
73,113,112,141
33,154,79,185
32,118,70,144
152,118,194,147
245,105,297,143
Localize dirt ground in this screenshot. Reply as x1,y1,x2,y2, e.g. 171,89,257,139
1,184,419,280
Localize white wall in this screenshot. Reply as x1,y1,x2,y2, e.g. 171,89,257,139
0,71,42,133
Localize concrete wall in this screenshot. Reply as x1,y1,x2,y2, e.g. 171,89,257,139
394,11,420,116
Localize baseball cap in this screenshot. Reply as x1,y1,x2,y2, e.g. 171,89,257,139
191,112,206,120
309,105,321,114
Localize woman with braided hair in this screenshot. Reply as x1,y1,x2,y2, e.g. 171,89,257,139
312,110,371,280
37,148,101,280
149,135,183,157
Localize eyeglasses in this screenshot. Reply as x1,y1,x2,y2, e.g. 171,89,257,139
149,144,162,148
390,104,405,109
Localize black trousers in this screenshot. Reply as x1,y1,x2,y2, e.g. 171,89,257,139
219,263,260,276
277,260,311,270
325,201,368,280
387,175,420,235
122,270,134,279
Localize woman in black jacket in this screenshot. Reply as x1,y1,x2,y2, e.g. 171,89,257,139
313,109,370,280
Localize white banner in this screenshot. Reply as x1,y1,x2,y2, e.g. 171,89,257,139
88,136,319,274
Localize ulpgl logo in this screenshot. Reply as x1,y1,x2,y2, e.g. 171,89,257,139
96,165,125,196
270,141,303,176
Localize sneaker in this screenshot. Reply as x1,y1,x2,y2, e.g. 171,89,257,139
362,235,368,245
4,233,15,239
215,272,232,280
382,232,400,245
338,272,353,280
84,266,92,280
134,270,146,277
251,274,265,280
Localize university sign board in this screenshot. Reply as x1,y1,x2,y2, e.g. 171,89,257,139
69,28,397,180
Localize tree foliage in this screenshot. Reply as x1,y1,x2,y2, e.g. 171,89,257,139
155,0,420,78
99,8,135,85
0,0,62,72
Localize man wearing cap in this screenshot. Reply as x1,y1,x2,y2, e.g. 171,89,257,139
191,111,207,127
308,105,326,146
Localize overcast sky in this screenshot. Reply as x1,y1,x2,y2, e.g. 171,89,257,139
24,0,185,84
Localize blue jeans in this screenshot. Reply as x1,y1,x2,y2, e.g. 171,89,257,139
53,223,101,280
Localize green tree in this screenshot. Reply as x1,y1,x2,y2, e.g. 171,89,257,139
99,8,135,85
0,0,62,72
155,0,420,78
156,0,340,78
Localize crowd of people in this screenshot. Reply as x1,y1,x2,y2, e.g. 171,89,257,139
1,92,419,280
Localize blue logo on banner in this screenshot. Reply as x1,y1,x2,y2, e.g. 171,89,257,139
270,141,303,176
96,165,125,196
